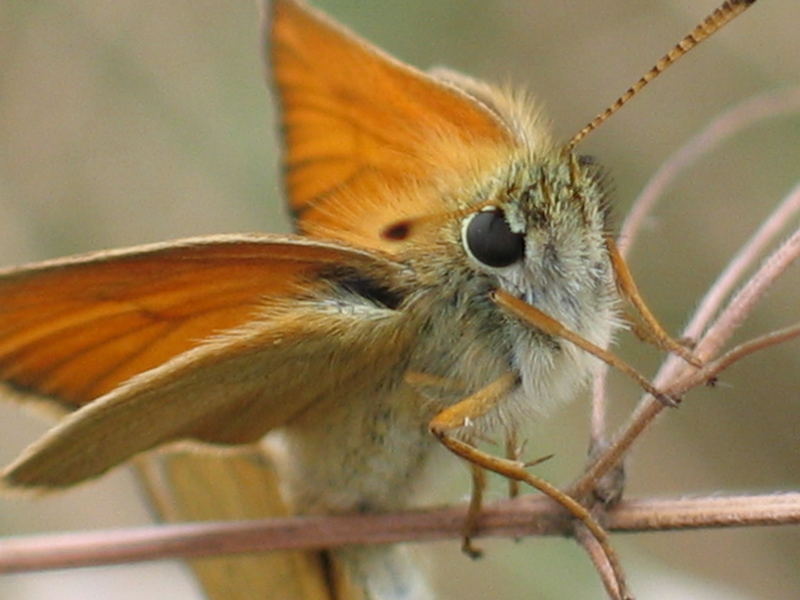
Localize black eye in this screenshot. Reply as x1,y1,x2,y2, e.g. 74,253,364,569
463,208,525,268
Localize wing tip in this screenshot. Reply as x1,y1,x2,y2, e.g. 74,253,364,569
0,461,62,497
0,421,111,495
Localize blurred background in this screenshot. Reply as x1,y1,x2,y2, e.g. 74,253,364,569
0,1,797,598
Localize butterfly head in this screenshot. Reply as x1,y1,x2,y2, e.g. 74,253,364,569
455,153,615,331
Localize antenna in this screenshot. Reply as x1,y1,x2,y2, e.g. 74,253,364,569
566,0,757,151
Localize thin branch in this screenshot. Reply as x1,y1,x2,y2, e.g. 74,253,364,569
686,322,800,389
436,432,631,599
574,223,800,498
590,372,610,449
2,493,798,575
684,182,800,343
619,86,800,255
591,91,800,446
590,183,800,448
696,225,800,361
612,493,800,532
575,522,626,600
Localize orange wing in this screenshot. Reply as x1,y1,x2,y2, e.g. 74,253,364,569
268,0,519,250
0,234,414,488
0,233,404,410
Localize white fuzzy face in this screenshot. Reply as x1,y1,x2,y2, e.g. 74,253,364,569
454,161,621,423
460,168,616,335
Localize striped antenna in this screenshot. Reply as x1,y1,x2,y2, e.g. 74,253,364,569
567,0,758,151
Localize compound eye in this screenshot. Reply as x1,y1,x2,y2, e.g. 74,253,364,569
463,208,525,268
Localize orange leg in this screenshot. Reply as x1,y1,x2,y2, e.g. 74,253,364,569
462,463,486,559
428,373,630,598
505,430,521,500
493,289,678,405
605,236,702,367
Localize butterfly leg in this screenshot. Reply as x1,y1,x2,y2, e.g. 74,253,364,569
505,430,521,500
429,375,631,598
405,370,494,557
493,289,679,406
605,236,702,367
428,373,628,598
462,463,486,559
426,373,516,558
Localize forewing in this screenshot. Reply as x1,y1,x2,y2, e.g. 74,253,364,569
2,263,412,489
268,0,519,250
0,233,402,411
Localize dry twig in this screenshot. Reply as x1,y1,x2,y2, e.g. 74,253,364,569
1,493,798,575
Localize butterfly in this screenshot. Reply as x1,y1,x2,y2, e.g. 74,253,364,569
1,1,755,598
